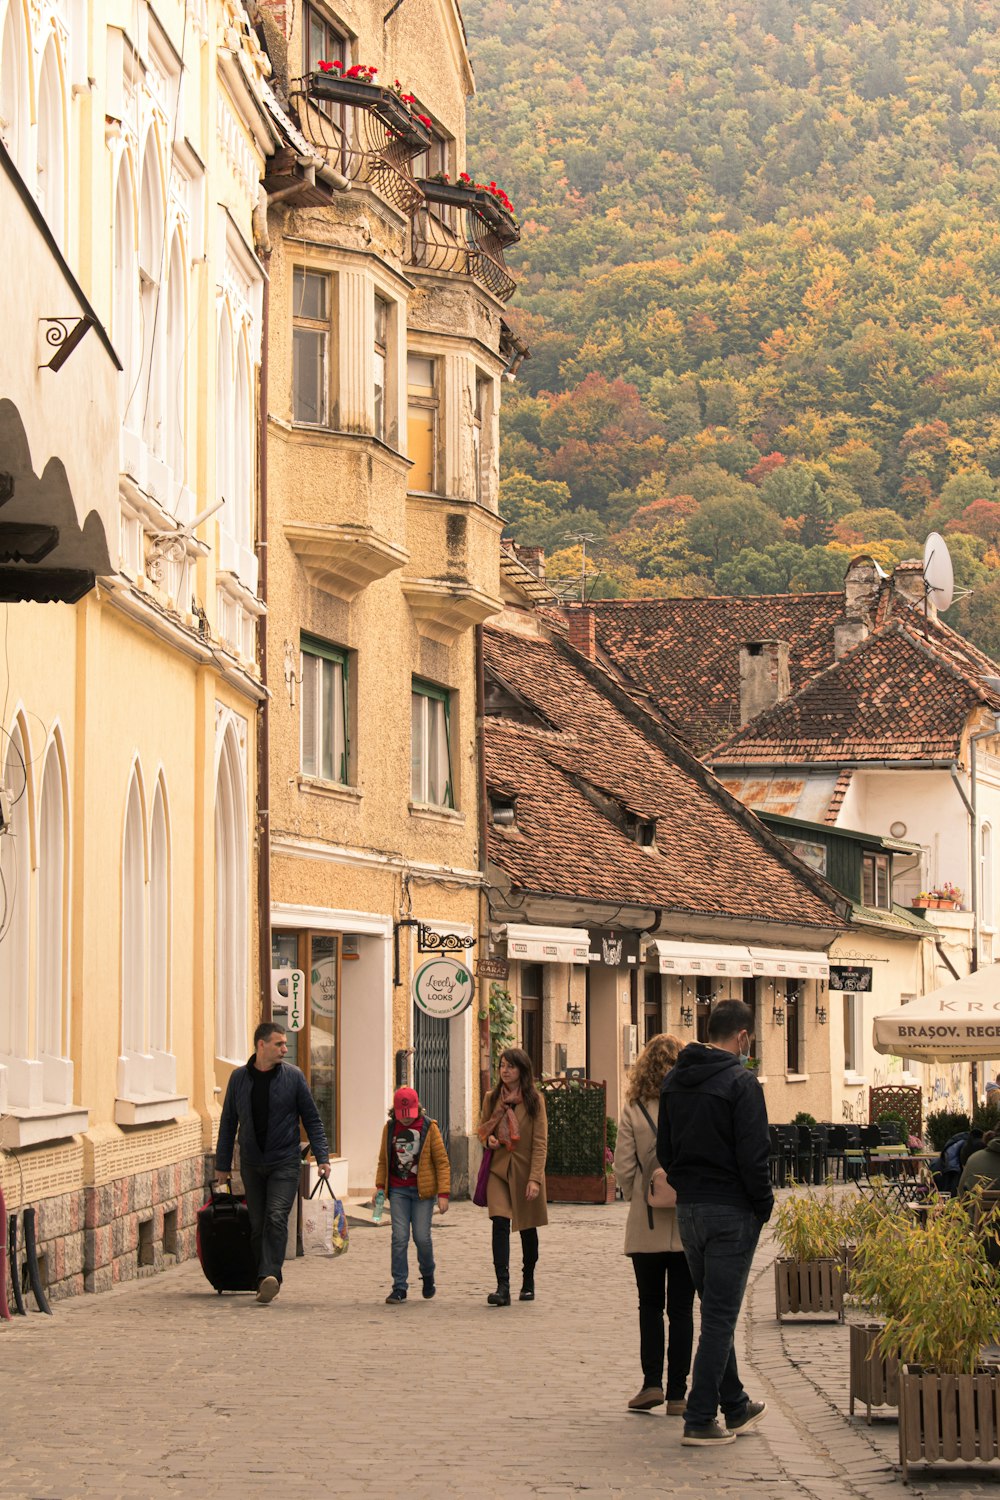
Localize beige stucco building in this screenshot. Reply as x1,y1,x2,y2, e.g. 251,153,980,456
254,0,520,1193
0,0,284,1295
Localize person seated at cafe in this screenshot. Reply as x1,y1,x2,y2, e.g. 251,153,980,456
958,1130,1000,1195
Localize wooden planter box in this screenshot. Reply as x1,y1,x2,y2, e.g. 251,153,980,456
849,1322,900,1423
774,1257,845,1321
899,1364,1000,1483
546,1173,607,1204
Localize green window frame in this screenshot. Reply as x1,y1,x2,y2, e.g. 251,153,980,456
301,634,349,784
411,678,453,808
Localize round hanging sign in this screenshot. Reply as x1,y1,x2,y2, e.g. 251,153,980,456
412,957,475,1019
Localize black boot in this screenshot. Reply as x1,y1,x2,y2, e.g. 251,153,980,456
489,1217,511,1305
520,1228,538,1300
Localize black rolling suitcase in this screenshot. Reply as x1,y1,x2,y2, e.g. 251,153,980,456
196,1183,258,1293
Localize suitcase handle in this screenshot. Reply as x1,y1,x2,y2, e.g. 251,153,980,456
209,1182,242,1212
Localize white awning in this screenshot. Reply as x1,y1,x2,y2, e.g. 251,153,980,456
646,941,754,977
749,947,829,981
502,924,591,965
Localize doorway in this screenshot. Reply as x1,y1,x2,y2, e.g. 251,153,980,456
271,929,341,1155
413,1003,450,1139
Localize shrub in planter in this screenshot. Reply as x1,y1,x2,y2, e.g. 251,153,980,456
847,1203,912,1422
874,1190,1000,1481
773,1185,850,1321
925,1108,970,1152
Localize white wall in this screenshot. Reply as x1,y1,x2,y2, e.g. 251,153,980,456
340,931,392,1192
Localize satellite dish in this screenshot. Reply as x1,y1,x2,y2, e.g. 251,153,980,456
923,532,954,613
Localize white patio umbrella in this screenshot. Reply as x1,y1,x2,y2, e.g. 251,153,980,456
872,963,1000,1062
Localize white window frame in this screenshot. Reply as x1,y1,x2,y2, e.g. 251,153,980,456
36,37,67,247
118,765,177,1101
0,717,32,1105
373,293,389,442
215,719,249,1064
292,266,333,427
406,352,440,493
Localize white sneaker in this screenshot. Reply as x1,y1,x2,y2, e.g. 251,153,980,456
256,1275,280,1304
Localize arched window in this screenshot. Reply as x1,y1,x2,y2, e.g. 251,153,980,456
113,162,140,429
164,232,187,483
121,770,146,1063
149,778,169,1060
0,0,29,173
139,136,165,457
36,40,66,246
0,720,30,1091
982,822,994,928
214,723,247,1063
37,738,70,1104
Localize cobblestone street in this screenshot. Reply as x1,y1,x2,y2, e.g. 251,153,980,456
2,1199,999,1499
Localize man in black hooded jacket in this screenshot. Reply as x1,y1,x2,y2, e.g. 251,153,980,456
657,998,772,1446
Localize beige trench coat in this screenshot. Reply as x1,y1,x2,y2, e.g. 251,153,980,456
613,1097,684,1256
481,1094,549,1231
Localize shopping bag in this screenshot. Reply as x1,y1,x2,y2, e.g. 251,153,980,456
302,1176,349,1257
473,1148,493,1208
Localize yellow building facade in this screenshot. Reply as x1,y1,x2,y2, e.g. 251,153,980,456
0,0,280,1293
257,0,518,1194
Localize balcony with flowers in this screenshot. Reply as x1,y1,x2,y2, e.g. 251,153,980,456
411,171,520,302
289,62,434,213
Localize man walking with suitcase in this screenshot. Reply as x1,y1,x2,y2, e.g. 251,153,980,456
216,1022,331,1303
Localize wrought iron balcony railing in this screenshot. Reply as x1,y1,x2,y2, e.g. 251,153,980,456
410,178,519,302
289,72,433,214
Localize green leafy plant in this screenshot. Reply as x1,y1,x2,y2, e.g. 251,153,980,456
792,1110,817,1127
875,1111,908,1144
877,1190,1000,1375
487,984,515,1082
925,1108,971,1152
774,1184,851,1262
973,1100,1000,1135
541,1080,606,1175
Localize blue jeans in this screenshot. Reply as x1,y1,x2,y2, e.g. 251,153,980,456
389,1188,434,1293
241,1157,301,1284
677,1203,762,1428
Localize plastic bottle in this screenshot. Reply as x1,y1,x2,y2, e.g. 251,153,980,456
371,1189,386,1224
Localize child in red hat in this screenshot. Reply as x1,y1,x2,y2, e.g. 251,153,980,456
375,1087,450,1302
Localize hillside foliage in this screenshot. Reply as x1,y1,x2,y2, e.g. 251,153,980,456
464,0,1000,652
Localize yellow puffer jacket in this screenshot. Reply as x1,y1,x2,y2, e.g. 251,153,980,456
376,1114,451,1199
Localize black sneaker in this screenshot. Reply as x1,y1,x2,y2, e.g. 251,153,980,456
385,1289,407,1304
727,1400,767,1434
422,1276,436,1300
681,1420,736,1446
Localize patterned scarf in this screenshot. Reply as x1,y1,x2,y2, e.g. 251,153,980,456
479,1085,523,1150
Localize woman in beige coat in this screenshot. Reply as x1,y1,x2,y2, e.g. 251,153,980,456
479,1047,548,1306
613,1033,695,1414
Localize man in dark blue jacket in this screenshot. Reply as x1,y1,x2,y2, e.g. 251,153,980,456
216,1022,330,1303
657,999,772,1446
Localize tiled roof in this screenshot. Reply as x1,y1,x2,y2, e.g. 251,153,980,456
850,902,937,936
565,594,846,754
710,621,997,765
483,625,848,930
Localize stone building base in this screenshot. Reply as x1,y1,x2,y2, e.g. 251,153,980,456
83,1153,207,1294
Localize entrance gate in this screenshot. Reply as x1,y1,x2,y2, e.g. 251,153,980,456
413,1004,450,1140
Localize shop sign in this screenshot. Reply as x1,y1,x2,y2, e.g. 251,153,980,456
271,968,305,1030
829,964,873,992
588,927,641,967
476,957,510,981
412,957,475,1018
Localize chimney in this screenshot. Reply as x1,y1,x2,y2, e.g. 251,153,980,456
892,559,935,621
834,620,868,659
843,554,885,624
739,641,790,726
514,545,545,579
567,606,596,660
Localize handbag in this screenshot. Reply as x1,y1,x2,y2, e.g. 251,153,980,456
302,1176,350,1257
637,1102,677,1213
473,1147,493,1207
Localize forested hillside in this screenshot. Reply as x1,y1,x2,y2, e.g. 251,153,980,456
463,0,1000,651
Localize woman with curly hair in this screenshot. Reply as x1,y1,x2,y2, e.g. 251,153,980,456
478,1047,548,1306
613,1032,695,1414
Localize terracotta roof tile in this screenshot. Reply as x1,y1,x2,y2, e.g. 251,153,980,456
484,626,846,929
710,621,995,765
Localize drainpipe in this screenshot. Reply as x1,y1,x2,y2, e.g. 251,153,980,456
256,212,273,1021
475,623,491,1105
953,722,1000,1105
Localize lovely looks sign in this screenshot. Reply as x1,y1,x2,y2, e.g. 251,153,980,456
873,965,1000,1061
